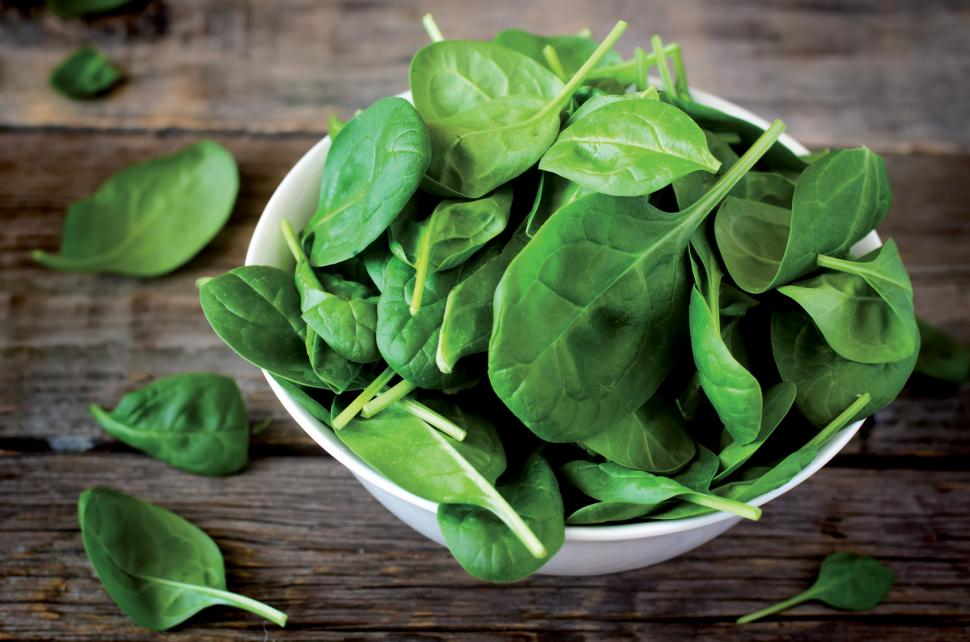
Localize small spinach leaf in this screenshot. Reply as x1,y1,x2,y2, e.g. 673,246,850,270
914,317,970,383
713,381,796,484
50,46,123,99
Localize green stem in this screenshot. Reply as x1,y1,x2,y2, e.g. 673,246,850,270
541,20,628,117
805,393,871,450
542,45,567,80
817,253,858,272
139,575,287,627
679,119,786,231
400,399,467,441
671,44,691,99
684,491,761,521
486,494,547,559
409,225,433,315
422,13,444,42
362,379,417,417
280,220,308,263
736,589,816,624
332,367,395,429
651,35,678,98
586,42,679,82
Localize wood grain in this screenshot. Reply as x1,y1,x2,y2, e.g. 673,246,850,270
1,454,968,640
1,0,968,152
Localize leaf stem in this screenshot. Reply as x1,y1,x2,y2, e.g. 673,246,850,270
817,253,857,272
362,379,417,417
139,575,287,627
684,491,762,521
422,13,444,42
736,590,814,624
332,367,395,429
543,20,628,117
542,45,567,80
280,220,309,263
634,47,648,92
409,225,433,315
400,399,467,441
651,35,678,99
586,42,679,82
805,393,871,450
671,43,691,99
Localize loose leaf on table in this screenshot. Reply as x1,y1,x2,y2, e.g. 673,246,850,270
334,402,546,558
489,120,785,442
34,141,238,276
49,46,122,99
409,21,628,198
89,373,250,476
579,395,695,474
436,223,530,374
438,453,564,582
302,97,431,266
778,240,918,364
772,306,918,426
199,265,324,388
914,317,970,383
78,488,286,631
737,552,893,624
713,381,797,484
560,460,761,521
492,28,622,79
390,185,512,313
715,148,891,293
539,96,720,197
47,0,135,18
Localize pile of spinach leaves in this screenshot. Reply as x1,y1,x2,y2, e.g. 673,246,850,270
197,16,944,584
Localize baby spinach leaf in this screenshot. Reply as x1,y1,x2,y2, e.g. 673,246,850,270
566,500,651,525
199,265,323,388
410,22,628,198
715,148,892,293
914,317,970,383
579,395,695,474
737,552,893,623
778,240,918,364
493,28,622,79
539,97,720,197
731,171,795,207
334,402,545,558
525,172,591,237
713,381,796,484
305,327,363,393
78,488,286,631
303,97,431,266
772,307,918,426
438,453,564,582
270,374,333,425
34,141,238,276
89,373,249,476
49,46,122,99
390,186,512,313
490,121,785,442
561,460,761,521
436,224,530,374
47,0,135,18
671,444,720,492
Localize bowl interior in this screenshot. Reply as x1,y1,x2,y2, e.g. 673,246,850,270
246,87,871,542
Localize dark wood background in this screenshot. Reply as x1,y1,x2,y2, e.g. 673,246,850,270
1,1,968,640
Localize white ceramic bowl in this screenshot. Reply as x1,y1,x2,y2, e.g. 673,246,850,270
246,87,880,576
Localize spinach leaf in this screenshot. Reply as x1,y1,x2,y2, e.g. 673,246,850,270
303,97,431,266
715,148,892,293
410,22,628,198
34,141,238,276
560,460,761,521
78,488,286,630
270,374,333,425
524,172,591,237
737,552,893,623
438,453,564,582
539,97,720,196
731,171,795,207
772,307,918,426
493,28,622,78
778,240,918,364
713,382,796,483
199,266,323,388
566,500,652,525
914,317,970,383
305,327,363,393
47,0,134,18
334,402,545,557
390,186,512,313
489,121,785,442
579,395,695,474
49,46,122,99
89,373,249,476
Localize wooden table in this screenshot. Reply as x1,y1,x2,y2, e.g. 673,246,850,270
2,1,969,640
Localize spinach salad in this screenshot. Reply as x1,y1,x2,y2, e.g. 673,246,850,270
199,18,921,582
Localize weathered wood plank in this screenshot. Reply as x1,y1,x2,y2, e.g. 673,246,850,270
0,0,968,151
1,454,968,640
1,130,967,459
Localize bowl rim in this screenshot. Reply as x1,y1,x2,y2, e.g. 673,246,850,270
246,84,872,543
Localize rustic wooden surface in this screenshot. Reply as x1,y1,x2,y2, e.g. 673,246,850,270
1,1,969,640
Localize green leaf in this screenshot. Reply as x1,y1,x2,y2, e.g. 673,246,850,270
737,552,893,623
47,0,135,18
713,382,797,484
489,121,785,442
525,172,591,237
78,488,286,631
715,148,892,293
539,97,720,196
305,327,363,393
89,373,249,476
270,375,333,425
779,240,918,364
566,500,653,525
493,28,622,78
579,395,695,474
772,307,918,427
438,453,564,581
914,317,970,383
33,141,238,276
199,265,323,388
303,97,431,266
49,46,122,99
